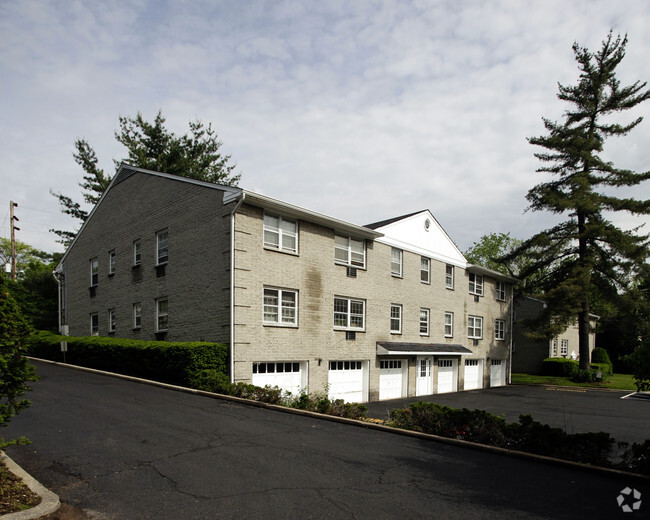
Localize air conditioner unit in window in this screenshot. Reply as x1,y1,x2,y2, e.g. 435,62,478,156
473,339,479,347
346,331,356,340
474,294,480,303
347,267,357,278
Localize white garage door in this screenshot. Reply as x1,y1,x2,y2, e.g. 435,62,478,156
379,360,406,400
252,362,304,395
464,359,483,391
329,361,365,403
490,359,505,387
437,359,457,394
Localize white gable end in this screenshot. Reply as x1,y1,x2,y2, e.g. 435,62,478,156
373,211,467,267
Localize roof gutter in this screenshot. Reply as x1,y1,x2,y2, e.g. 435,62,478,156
229,191,245,384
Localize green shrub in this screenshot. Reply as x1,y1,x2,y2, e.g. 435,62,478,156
27,331,228,386
571,369,599,383
591,347,611,365
286,391,367,419
542,357,578,377
620,440,650,475
590,362,612,377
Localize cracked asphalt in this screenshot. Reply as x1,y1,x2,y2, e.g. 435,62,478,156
4,361,650,519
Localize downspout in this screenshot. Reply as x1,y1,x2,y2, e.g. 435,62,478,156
229,192,245,384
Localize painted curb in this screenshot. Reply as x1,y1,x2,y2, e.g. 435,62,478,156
28,357,650,482
0,451,60,520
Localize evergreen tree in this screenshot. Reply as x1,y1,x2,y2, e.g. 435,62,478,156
51,111,240,245
505,32,650,370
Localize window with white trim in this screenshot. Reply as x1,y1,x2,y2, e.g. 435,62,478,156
420,308,430,336
421,257,430,284
552,338,558,356
469,273,483,296
109,250,116,275
390,304,402,333
468,315,483,339
444,312,453,337
329,361,362,370
156,298,168,332
133,303,141,329
334,236,365,268
380,360,402,369
253,362,300,374
157,230,169,265
263,288,298,326
391,248,403,277
133,240,142,266
90,313,99,336
445,264,454,289
108,309,116,332
334,297,365,330
90,258,98,287
561,339,568,355
495,319,505,341
496,281,506,301
263,214,297,253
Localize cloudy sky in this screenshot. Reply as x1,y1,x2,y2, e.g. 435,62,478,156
2,0,650,255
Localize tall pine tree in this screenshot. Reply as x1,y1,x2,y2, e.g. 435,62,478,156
507,32,650,370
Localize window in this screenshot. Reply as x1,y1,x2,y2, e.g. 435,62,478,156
561,339,568,355
444,312,454,337
263,288,298,326
133,303,142,329
253,362,300,374
469,273,483,296
468,315,483,339
90,258,98,286
334,297,365,330
156,299,168,332
445,264,454,289
421,257,430,284
496,281,506,301
133,240,142,266
552,338,558,356
109,250,116,275
334,236,365,268
380,360,402,369
108,309,116,332
420,308,430,336
263,214,297,253
390,304,402,333
391,248,403,277
495,319,505,341
157,230,169,265
90,313,99,336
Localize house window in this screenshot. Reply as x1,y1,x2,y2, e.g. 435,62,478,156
468,315,483,339
552,338,558,356
445,264,454,289
90,313,99,336
90,258,98,287
263,288,298,326
108,309,116,332
469,273,483,296
421,257,430,284
263,214,297,253
561,339,568,355
157,230,169,265
334,297,365,330
156,299,168,332
133,303,141,329
390,304,402,333
496,281,506,301
420,308,430,336
133,240,142,266
109,250,116,275
444,312,454,337
495,319,505,341
391,248,403,277
334,236,365,268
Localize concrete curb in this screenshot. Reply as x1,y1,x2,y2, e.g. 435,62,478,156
0,451,60,520
28,357,650,483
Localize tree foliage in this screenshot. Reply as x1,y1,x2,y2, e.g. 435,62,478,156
504,32,650,369
51,110,240,244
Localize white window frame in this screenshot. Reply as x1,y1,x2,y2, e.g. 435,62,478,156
263,287,298,326
420,257,430,284
390,304,402,333
90,258,98,287
468,315,483,339
334,236,365,268
263,213,298,254
90,312,99,336
108,308,116,332
391,248,403,277
495,319,505,341
133,240,142,266
445,264,454,289
552,338,558,356
496,281,506,301
444,311,454,338
469,273,484,296
157,230,169,265
333,297,365,331
108,250,116,275
133,303,142,329
156,298,169,332
420,308,430,336
561,339,568,355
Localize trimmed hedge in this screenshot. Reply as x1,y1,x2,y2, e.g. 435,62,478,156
27,331,228,386
590,362,613,377
542,357,578,377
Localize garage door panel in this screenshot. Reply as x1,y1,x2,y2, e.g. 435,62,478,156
329,361,365,403
379,359,405,400
464,359,482,391
252,362,304,395
437,359,457,394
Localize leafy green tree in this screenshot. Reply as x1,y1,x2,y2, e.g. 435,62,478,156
0,238,52,275
51,110,240,244
464,233,521,274
505,32,650,370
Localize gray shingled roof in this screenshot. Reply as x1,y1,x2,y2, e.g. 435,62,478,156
376,342,473,355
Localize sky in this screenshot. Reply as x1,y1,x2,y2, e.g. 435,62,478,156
2,0,650,256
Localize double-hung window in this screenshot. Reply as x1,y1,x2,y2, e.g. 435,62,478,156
552,338,558,356
390,304,402,333
468,315,483,339
133,240,142,266
156,299,169,332
420,308,430,336
444,312,454,337
495,319,505,341
421,257,430,284
445,264,454,289
90,258,99,287
263,288,298,326
334,236,365,268
157,230,169,265
391,248,403,277
90,313,99,336
496,281,506,301
133,303,142,329
469,273,483,296
334,297,365,330
561,339,568,355
108,309,116,332
263,214,297,253
109,250,116,275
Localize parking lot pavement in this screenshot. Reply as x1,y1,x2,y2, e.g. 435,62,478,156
365,385,650,444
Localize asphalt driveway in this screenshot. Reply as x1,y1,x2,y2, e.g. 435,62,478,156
366,385,650,444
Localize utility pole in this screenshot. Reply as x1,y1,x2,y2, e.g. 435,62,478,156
10,200,19,280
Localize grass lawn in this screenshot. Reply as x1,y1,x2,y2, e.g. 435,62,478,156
512,372,638,391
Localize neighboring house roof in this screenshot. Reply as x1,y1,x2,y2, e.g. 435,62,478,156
376,341,473,356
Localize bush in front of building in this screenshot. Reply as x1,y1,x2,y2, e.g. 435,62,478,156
591,347,613,375
27,331,228,386
542,357,578,377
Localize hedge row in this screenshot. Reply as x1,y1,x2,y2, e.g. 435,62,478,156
27,331,228,386
542,357,612,379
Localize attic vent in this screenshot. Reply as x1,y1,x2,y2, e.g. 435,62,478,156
424,218,431,231
346,331,356,341
346,267,357,278
113,167,138,186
